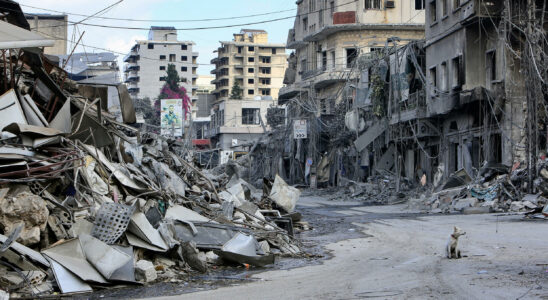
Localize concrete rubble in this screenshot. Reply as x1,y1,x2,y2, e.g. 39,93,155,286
0,3,304,297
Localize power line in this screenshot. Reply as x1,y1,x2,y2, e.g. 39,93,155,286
21,4,296,23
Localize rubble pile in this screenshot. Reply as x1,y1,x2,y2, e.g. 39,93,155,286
411,163,548,217
0,9,302,298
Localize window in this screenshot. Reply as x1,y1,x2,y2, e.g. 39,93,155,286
429,66,437,90
242,108,260,125
159,55,166,60
309,0,316,12
260,78,271,85
181,56,188,61
451,56,464,88
365,0,381,9
261,89,271,96
248,89,254,95
370,47,383,53
181,66,187,72
248,46,254,52
148,43,154,49
330,1,334,15
261,57,271,63
159,76,166,81
430,0,437,22
442,0,448,16
169,54,176,62
238,46,243,54
453,0,460,9
322,51,327,70
272,48,277,54
301,59,307,73
248,78,254,84
159,66,166,71
302,17,308,32
486,50,497,82
415,0,425,9
248,57,255,62
248,68,254,73
441,61,448,91
260,67,271,74
181,44,187,50
181,78,187,83
346,48,357,68
319,8,324,26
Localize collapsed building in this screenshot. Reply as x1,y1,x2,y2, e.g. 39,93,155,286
253,0,547,204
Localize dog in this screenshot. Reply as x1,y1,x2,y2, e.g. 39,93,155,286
446,226,466,259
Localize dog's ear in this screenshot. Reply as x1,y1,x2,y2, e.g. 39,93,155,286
453,226,458,232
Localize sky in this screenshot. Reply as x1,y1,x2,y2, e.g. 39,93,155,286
19,0,297,75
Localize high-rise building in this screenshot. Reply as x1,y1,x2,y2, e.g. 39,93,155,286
123,26,198,102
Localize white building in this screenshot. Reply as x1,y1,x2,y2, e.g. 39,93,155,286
123,26,198,103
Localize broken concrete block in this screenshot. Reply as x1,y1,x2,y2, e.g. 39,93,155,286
135,260,157,282
510,201,525,212
453,197,478,211
0,192,49,246
0,290,9,300
270,175,300,213
205,251,219,263
259,240,270,254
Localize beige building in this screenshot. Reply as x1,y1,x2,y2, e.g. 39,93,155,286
25,14,68,55
279,0,425,109
207,30,287,151
210,29,287,102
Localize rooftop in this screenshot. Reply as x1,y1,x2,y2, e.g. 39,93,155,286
150,26,176,31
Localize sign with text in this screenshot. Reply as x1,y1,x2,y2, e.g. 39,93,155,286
293,119,307,139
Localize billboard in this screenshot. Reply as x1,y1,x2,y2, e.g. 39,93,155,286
161,99,183,137
293,119,307,139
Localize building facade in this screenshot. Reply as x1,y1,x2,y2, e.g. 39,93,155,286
123,27,198,103
25,14,67,55
207,30,287,152
57,52,119,83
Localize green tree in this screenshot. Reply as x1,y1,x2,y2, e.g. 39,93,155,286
230,80,243,99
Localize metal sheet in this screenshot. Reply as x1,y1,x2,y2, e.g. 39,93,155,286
215,251,275,267
0,233,49,267
221,232,257,257
126,232,167,252
128,212,168,250
47,258,92,294
109,245,137,283
49,99,71,133
79,234,132,279
21,94,48,127
173,222,243,250
91,202,134,244
165,205,213,223
3,123,63,137
0,89,27,139
41,238,107,283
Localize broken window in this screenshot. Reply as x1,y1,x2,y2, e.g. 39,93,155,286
248,89,254,95
169,54,176,62
302,17,308,32
238,46,243,54
272,48,277,55
441,61,448,91
159,76,166,81
159,66,166,70
181,66,187,72
148,43,154,49
429,66,437,90
331,51,335,69
415,0,426,9
181,44,187,50
181,56,187,61
301,59,307,73
365,0,381,9
346,48,357,68
159,55,166,60
322,51,327,71
242,108,260,125
451,56,463,88
430,0,437,22
486,50,497,82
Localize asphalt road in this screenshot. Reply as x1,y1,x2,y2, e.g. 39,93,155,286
147,195,548,300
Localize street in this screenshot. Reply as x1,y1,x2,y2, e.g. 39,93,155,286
148,193,548,300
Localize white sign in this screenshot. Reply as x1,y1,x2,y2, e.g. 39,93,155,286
293,120,307,139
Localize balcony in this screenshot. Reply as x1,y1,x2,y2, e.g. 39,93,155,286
123,51,138,62
389,90,427,125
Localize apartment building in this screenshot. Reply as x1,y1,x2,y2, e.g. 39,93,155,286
207,30,287,151
210,29,287,102
25,14,67,55
280,0,425,108
123,26,198,103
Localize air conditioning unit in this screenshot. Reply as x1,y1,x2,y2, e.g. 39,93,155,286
385,0,395,8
